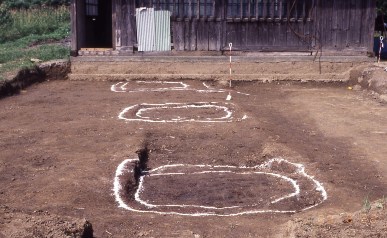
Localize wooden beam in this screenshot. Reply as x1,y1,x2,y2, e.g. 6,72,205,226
278,0,283,19
70,0,78,55
112,0,118,49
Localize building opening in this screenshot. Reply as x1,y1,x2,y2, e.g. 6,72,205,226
83,0,112,48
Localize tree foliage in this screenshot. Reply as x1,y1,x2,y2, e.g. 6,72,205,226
377,0,387,15
2,0,70,9
0,3,11,28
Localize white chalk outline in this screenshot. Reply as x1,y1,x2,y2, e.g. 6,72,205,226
111,81,250,95
113,158,327,216
118,102,246,123
137,170,299,209
201,82,250,96
111,81,190,93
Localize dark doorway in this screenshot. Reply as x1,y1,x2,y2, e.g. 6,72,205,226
84,0,112,48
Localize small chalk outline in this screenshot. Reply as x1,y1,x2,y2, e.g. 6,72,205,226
118,102,247,123
113,158,327,216
111,81,250,96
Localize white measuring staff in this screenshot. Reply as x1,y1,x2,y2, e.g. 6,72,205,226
379,36,384,64
226,43,232,101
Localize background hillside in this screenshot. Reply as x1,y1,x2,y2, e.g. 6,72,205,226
0,0,70,80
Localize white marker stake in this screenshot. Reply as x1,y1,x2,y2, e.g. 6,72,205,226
226,43,232,101
379,36,384,64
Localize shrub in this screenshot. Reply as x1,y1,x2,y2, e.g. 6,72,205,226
3,0,70,9
377,0,387,15
0,6,70,43
0,4,70,79
0,4,11,27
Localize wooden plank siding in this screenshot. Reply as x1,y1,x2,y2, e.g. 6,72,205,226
72,0,377,54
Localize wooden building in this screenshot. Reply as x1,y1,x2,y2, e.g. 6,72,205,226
70,0,376,56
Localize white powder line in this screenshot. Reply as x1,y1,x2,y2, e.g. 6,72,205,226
136,105,232,120
139,170,299,208
121,82,129,91
119,103,242,123
112,81,190,93
236,91,250,96
256,157,328,203
111,82,127,93
150,163,241,172
113,158,137,209
137,81,190,89
113,158,327,216
149,172,186,176
202,82,211,89
113,159,298,216
111,81,250,95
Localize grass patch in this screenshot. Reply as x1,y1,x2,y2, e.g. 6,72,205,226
363,195,371,212
0,6,70,43
0,6,70,80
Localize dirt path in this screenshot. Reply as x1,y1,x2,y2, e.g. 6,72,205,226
0,80,386,237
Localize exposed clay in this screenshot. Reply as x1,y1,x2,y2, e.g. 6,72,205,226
0,60,69,99
1,79,386,237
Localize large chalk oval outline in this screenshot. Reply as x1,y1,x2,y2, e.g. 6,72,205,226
111,81,250,95
118,102,247,123
111,81,190,93
135,169,300,210
113,158,328,216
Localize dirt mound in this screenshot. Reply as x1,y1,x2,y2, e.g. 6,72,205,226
0,60,69,99
0,205,93,238
278,199,387,238
349,63,387,102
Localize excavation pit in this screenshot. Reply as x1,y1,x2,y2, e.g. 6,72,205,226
2,79,387,236
114,158,327,216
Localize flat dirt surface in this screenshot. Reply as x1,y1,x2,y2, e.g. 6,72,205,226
0,79,386,237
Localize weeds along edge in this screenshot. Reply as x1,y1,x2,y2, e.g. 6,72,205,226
0,60,70,99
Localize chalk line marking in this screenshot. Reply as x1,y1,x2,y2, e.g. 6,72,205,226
136,170,299,209
118,102,247,123
111,81,250,95
111,81,190,93
202,82,211,89
113,158,327,216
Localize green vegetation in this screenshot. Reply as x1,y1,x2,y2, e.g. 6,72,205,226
0,4,70,80
363,195,371,212
377,0,387,15
0,0,70,9
375,196,386,209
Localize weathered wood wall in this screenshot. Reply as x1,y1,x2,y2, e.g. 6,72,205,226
317,0,376,53
71,0,377,54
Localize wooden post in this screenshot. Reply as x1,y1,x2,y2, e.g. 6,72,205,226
255,0,259,19
278,0,283,20
70,0,78,56
247,0,251,19
112,0,118,50
239,0,243,19
269,0,274,19
366,0,377,53
262,0,268,19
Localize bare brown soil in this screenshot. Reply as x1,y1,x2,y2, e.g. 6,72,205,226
0,79,386,237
